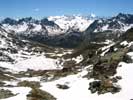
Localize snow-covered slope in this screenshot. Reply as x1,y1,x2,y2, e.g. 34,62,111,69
3,22,28,33
1,17,64,36
3,59,133,100
93,19,133,32
13,56,62,71
40,61,133,100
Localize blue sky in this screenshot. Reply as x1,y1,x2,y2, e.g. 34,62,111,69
0,0,133,18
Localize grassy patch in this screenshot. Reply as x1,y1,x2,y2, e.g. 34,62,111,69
27,88,56,100
17,81,41,88
0,89,16,99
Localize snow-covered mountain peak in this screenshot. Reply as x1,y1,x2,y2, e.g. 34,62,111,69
87,13,133,33
48,15,95,32
90,13,96,18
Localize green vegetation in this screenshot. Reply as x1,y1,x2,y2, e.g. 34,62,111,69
17,81,41,88
89,79,121,94
0,89,15,99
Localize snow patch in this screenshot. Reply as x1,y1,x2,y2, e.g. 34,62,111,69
72,55,83,64
32,24,42,31
120,41,129,46
102,25,109,31
13,56,62,71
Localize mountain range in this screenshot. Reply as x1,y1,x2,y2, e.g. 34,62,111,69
0,13,133,48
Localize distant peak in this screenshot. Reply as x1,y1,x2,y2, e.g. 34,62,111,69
116,13,132,18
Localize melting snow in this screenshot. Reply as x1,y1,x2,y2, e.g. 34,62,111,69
2,59,133,100
1,87,31,100
0,55,62,72
40,52,133,100
120,41,129,46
